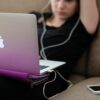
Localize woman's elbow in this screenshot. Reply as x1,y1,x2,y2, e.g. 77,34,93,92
81,14,99,34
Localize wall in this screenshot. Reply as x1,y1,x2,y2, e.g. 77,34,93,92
0,0,49,13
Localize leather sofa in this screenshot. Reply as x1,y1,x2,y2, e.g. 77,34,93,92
0,0,100,100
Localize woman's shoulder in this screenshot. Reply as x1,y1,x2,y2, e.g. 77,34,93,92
72,19,96,41
71,13,97,38
29,11,41,19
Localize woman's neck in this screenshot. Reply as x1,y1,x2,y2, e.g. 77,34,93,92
46,15,67,28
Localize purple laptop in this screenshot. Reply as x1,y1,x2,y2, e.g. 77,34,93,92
0,13,41,80
0,13,66,81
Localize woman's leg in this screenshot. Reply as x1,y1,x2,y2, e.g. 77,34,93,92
0,75,47,100
0,72,69,100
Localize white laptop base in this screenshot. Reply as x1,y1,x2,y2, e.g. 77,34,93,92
40,60,66,74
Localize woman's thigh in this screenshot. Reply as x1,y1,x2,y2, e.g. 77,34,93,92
0,72,69,100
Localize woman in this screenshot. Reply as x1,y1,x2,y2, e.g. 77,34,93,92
0,0,99,100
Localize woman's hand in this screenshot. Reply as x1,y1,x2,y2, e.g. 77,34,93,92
80,0,99,34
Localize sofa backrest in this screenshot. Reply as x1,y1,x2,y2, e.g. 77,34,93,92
74,0,100,77
74,26,100,77
0,0,49,13
87,25,100,77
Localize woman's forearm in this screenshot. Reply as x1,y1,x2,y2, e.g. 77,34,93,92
80,0,99,34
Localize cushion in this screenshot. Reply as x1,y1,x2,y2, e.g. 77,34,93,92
88,26,100,76
50,77,100,100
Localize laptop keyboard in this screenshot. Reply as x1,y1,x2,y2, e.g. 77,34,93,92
40,65,49,70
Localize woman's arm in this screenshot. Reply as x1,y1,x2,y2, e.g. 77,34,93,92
80,0,99,34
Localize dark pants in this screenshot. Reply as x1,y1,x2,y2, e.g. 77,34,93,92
0,72,69,100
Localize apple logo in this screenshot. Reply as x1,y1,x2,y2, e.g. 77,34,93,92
0,36,4,48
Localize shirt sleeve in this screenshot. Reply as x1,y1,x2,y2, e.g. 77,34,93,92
74,19,96,45
78,19,96,38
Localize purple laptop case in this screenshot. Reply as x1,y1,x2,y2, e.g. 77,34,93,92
0,68,48,81
0,13,45,80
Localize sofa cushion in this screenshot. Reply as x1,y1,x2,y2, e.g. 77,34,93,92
69,74,85,84
73,51,88,75
50,77,100,100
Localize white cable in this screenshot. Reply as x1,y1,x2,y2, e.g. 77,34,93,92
56,70,73,85
43,70,73,99
41,18,80,55
43,70,57,99
55,70,73,93
40,0,51,59
40,13,47,60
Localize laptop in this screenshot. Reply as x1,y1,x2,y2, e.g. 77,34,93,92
0,13,66,80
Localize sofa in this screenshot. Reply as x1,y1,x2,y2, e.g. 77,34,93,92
0,0,100,100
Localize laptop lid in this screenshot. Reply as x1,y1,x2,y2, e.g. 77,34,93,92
0,13,66,80
0,13,40,75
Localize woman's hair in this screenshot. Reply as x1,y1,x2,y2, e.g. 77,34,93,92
41,0,80,13
41,0,51,13
38,0,80,23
